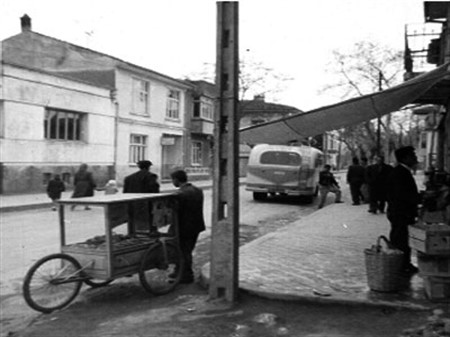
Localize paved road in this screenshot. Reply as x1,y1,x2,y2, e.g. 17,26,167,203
1,184,320,336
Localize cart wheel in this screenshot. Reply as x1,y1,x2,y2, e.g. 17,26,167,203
84,278,113,288
139,240,184,295
23,253,83,313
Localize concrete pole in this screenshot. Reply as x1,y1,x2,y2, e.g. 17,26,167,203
209,2,240,302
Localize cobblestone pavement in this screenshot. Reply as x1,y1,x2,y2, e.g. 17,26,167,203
202,186,446,311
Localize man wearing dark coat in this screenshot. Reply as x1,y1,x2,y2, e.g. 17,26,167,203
123,160,160,233
386,146,420,273
366,155,393,214
71,163,96,210
346,157,366,205
170,170,206,283
47,174,65,211
123,160,160,193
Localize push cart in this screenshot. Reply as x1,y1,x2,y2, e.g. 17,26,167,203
22,193,183,313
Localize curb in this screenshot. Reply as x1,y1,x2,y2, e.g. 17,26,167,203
198,264,430,312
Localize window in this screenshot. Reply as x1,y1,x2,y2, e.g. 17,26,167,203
260,151,301,166
192,141,202,165
129,134,147,163
132,78,150,115
193,97,213,120
166,90,180,119
44,108,83,141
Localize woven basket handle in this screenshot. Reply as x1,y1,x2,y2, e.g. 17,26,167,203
375,235,394,252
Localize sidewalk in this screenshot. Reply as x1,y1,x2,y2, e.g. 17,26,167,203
201,200,440,310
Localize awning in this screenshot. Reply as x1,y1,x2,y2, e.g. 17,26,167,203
240,62,450,145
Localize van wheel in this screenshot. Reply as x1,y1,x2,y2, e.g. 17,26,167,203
253,192,267,201
302,195,314,204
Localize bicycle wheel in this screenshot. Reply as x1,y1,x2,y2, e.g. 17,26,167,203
23,253,83,313
84,278,113,288
139,240,184,295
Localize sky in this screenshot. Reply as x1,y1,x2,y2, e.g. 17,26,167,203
0,0,438,110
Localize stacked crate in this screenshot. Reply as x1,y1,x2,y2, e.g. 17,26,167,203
409,222,450,301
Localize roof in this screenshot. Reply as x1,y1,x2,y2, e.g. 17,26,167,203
2,30,191,89
240,99,302,114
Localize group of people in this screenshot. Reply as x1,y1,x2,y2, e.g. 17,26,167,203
347,154,393,214
46,160,205,284
318,146,421,274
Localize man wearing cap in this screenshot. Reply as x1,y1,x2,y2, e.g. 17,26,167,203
123,160,160,234
123,160,160,193
386,146,421,274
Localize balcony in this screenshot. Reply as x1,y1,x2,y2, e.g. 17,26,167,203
191,118,214,135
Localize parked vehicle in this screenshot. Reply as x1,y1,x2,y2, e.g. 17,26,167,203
245,144,324,203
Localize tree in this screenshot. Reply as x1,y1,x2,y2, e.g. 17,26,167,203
320,40,420,162
184,58,293,101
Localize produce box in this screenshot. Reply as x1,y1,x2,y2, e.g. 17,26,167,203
409,223,450,255
423,276,450,301
418,252,450,277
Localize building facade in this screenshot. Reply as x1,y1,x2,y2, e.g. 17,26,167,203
0,15,194,193
0,56,114,194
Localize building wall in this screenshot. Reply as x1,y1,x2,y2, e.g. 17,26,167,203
113,69,186,184
0,63,114,193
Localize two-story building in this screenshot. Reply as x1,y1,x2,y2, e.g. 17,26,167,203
0,15,196,193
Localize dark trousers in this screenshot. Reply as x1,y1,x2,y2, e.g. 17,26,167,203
368,185,386,212
179,232,200,280
349,182,363,204
388,215,412,268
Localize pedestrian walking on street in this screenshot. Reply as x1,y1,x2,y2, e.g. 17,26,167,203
47,174,65,211
318,164,343,209
386,146,420,274
346,157,365,205
71,163,96,211
170,169,206,284
366,155,393,214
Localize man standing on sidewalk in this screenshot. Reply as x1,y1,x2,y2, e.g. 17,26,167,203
318,164,343,209
346,157,365,205
386,146,420,274
170,170,205,283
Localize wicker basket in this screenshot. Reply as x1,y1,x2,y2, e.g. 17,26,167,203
364,235,405,292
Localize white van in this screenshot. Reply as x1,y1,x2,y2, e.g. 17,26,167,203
245,144,324,202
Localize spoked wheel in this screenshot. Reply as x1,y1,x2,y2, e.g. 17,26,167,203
84,278,113,288
139,240,184,295
23,253,83,313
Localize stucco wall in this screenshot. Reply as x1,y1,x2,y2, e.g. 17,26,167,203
1,64,115,193
113,69,186,184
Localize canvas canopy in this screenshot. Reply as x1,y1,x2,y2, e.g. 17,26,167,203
240,62,450,145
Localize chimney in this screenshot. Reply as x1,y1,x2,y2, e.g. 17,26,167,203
21,14,31,32
254,94,265,101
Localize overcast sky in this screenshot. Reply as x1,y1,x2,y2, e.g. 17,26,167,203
0,0,436,110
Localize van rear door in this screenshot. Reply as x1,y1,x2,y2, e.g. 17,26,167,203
247,150,302,192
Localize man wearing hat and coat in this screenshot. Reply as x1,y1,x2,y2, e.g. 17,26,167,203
123,160,160,233
123,160,160,193
386,146,421,274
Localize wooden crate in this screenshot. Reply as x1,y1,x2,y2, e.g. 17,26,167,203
409,223,450,255
418,253,450,277
423,276,450,301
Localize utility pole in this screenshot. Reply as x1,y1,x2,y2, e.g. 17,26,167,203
209,2,240,302
377,71,382,155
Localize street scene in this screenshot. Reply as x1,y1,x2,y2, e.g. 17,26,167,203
1,1,450,337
